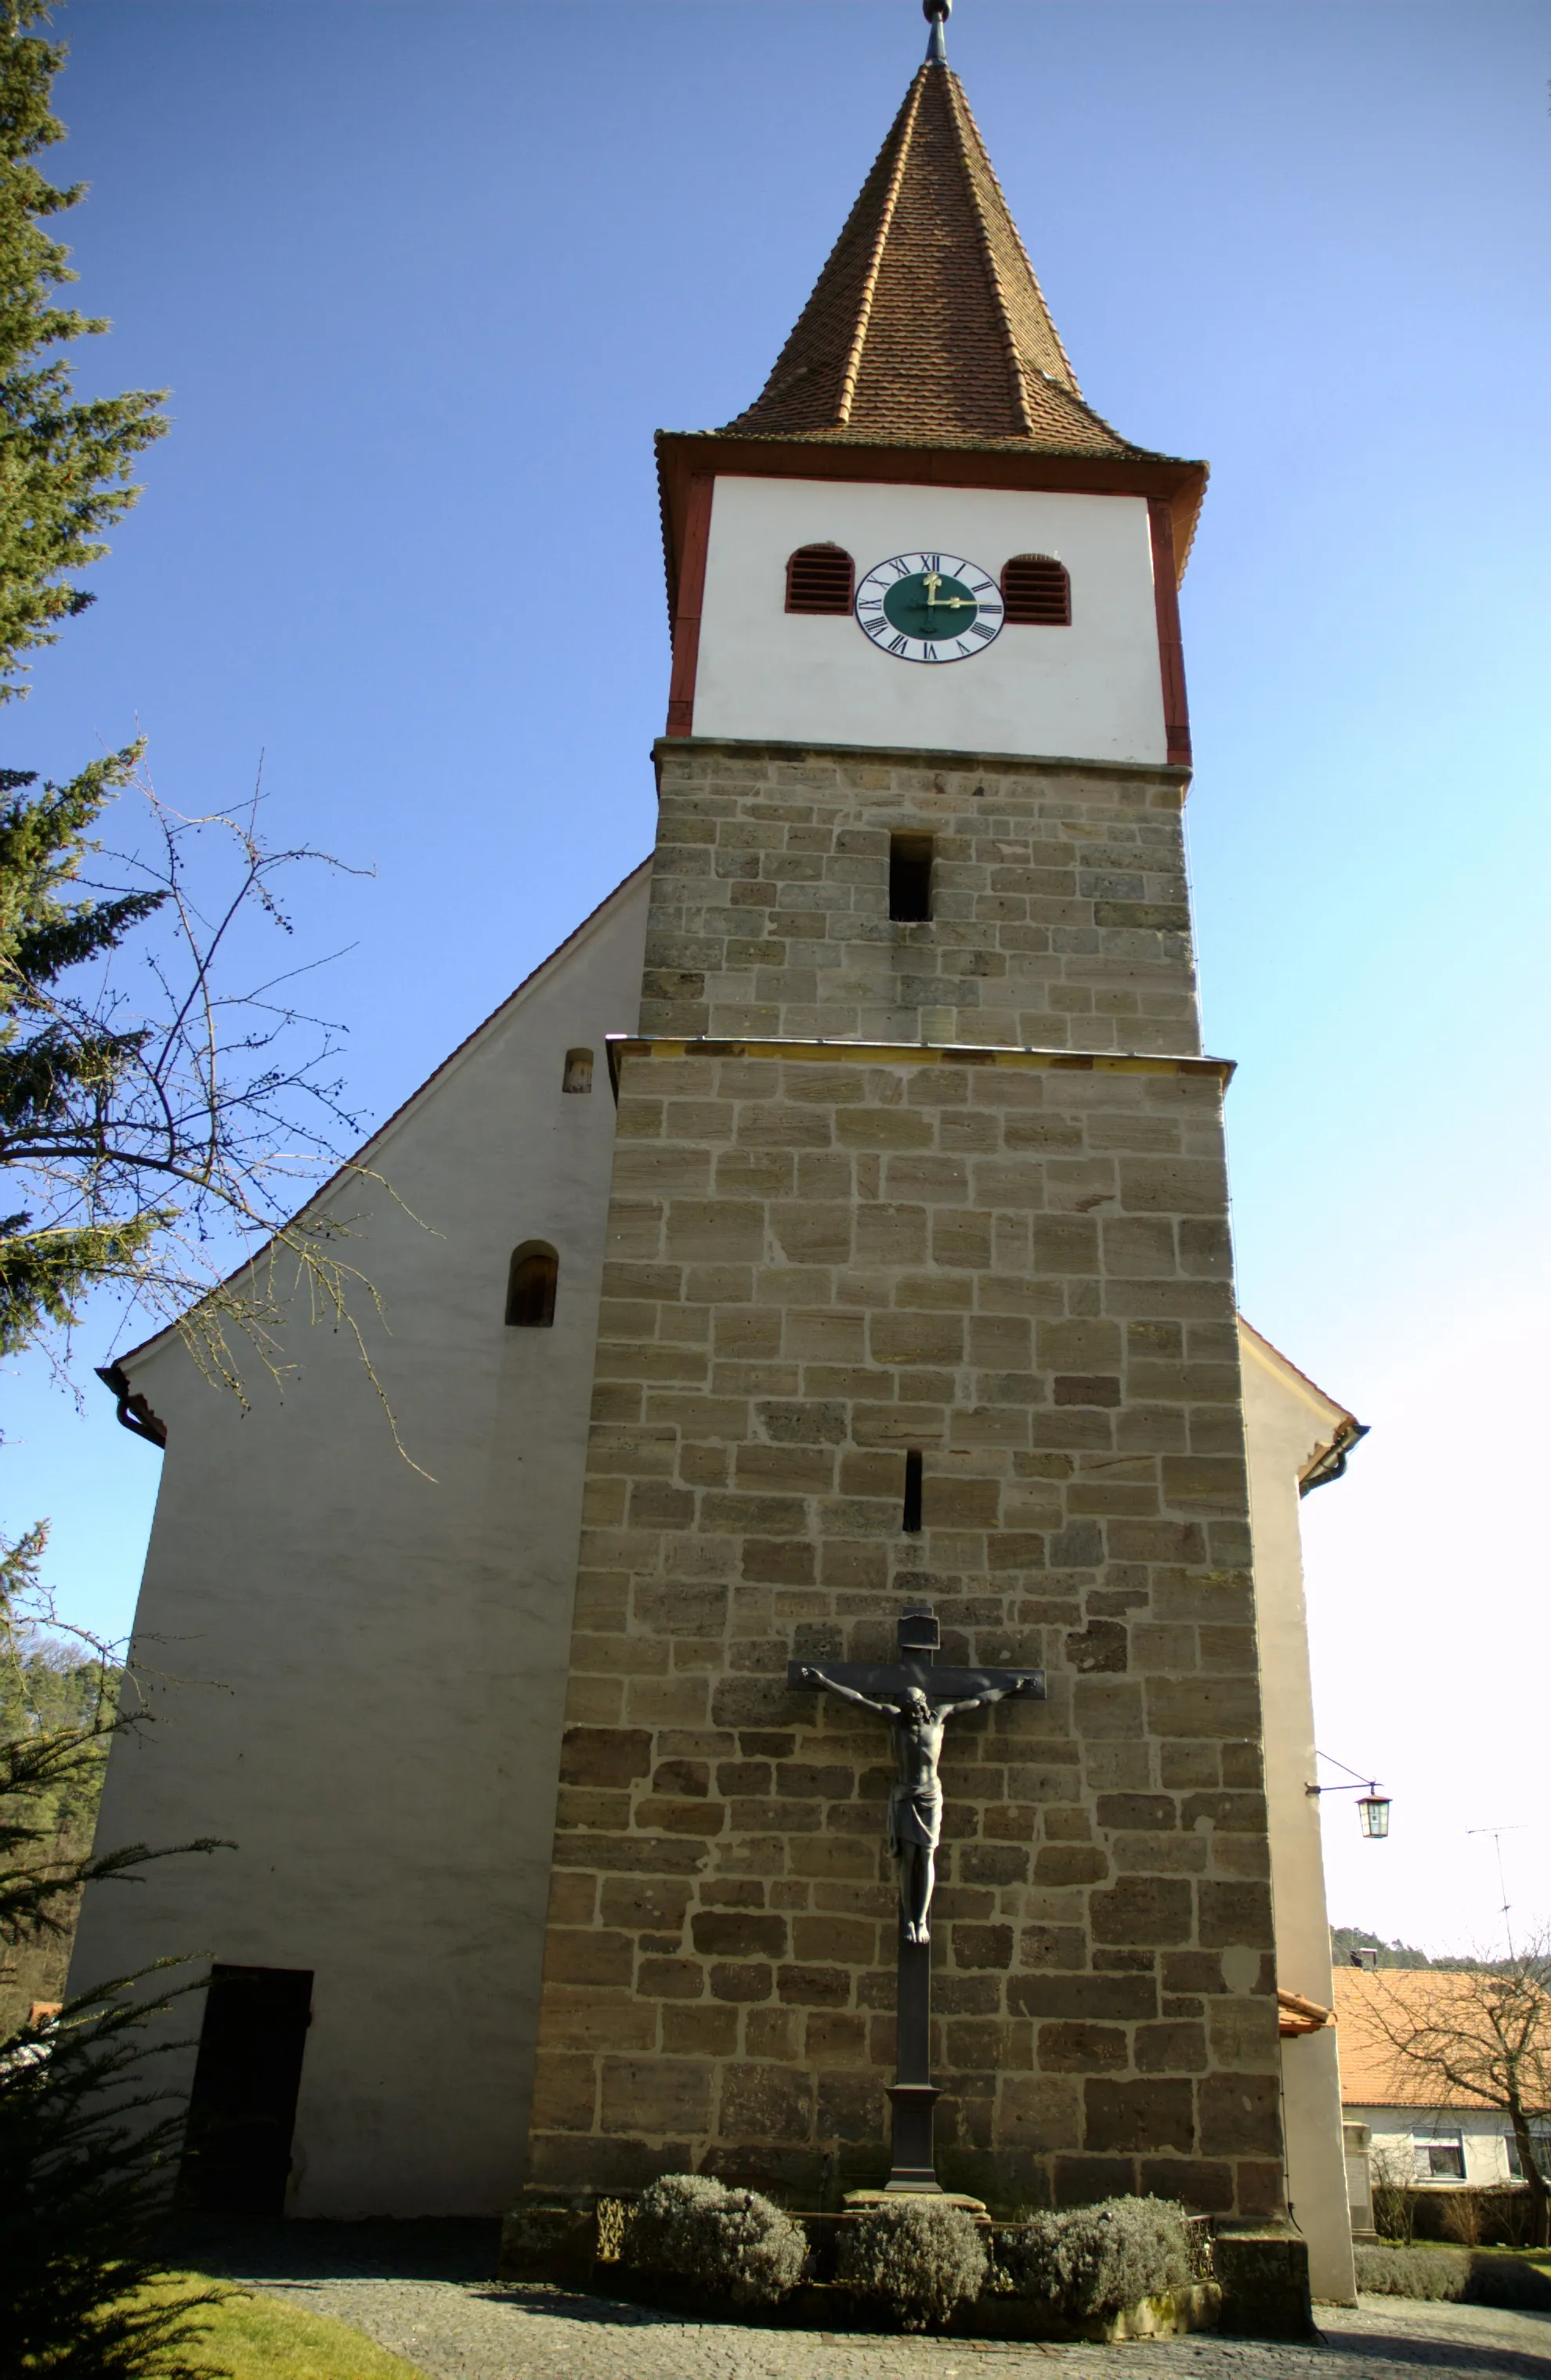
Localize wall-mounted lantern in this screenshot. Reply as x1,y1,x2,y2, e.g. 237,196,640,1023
1306,1750,1392,1839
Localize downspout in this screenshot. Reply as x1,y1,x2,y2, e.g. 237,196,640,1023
95,1363,168,1450
1299,1418,1368,1497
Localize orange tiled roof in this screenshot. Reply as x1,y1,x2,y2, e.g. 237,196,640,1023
1334,1966,1517,2110
723,60,1155,459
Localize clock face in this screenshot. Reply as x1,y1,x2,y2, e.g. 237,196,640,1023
855,551,1004,664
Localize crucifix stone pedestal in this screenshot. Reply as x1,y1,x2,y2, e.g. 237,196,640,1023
788,1607,1045,2194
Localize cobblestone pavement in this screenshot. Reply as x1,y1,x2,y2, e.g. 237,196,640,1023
174,2223,1551,2380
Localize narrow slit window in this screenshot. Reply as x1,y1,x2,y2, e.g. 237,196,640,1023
902,1449,924,1533
889,832,934,923
505,1241,559,1327
785,544,854,616
562,1048,593,1094
1001,554,1071,627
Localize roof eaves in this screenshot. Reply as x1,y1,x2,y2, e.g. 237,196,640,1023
666,425,1195,466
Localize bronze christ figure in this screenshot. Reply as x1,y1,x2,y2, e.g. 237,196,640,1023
794,1664,1036,1943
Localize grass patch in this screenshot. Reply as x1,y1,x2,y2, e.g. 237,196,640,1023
137,2275,431,2378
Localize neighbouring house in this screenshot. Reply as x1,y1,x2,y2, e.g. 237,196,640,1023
1334,1966,1550,2201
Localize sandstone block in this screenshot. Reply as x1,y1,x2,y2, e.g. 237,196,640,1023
1198,2073,1282,2158
710,1962,774,2003
542,1930,634,1989
719,2060,814,2143
600,2056,711,2136
1085,2076,1195,2153
559,1728,653,1790
538,1992,657,2054
691,1909,788,1959
1034,1844,1109,1886
1037,2022,1129,2072
998,2072,1083,2150
952,1923,1014,1970
1196,1880,1274,1949
1090,1876,1193,1945
530,2053,597,2134
1139,2156,1235,2212
1135,2021,1208,2073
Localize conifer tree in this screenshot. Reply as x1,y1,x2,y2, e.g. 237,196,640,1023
0,0,171,1350
0,0,167,695
0,0,389,1397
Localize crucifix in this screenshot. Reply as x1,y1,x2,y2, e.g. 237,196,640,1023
787,1607,1044,2193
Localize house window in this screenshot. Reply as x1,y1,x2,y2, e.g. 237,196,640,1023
785,544,854,616
1001,554,1071,627
889,832,934,923
562,1048,593,1094
1506,2128,1551,2180
505,1242,559,1328
1411,2124,1466,2181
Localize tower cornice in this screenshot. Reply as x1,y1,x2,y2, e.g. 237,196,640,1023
654,428,1209,626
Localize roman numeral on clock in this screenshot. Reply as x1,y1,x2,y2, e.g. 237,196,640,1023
969,620,996,640
888,634,910,654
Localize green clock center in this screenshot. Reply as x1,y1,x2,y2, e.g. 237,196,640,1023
882,572,978,640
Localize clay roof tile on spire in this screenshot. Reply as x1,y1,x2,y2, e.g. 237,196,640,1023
724,60,1147,459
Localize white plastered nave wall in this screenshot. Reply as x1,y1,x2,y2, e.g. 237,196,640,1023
67,870,650,2217
1239,1323,1360,2305
691,475,1168,764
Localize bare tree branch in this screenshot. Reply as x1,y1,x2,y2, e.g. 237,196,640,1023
2,753,433,1465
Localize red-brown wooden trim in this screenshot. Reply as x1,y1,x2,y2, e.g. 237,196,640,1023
665,471,714,738
656,430,1209,617
1147,497,1191,768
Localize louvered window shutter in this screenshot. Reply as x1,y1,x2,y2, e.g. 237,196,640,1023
785,544,855,615
1001,554,1071,627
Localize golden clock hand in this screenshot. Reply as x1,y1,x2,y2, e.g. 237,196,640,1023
919,572,975,612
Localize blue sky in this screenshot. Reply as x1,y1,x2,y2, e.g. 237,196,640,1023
6,0,1549,1952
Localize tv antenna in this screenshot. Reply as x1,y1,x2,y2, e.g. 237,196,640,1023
1466,1826,1526,1958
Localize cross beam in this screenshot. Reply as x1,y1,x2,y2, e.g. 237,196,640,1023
784,1616,1046,1708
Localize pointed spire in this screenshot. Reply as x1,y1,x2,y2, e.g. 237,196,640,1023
924,0,949,67
723,51,1143,457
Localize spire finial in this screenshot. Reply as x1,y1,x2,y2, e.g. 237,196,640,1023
923,0,950,66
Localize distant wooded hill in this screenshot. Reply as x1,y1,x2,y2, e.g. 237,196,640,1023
1332,1924,1513,1974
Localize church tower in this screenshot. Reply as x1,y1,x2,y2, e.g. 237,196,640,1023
527,23,1282,2219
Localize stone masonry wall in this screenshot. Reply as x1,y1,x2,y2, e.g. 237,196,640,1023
642,740,1198,1055
524,1037,1283,2218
